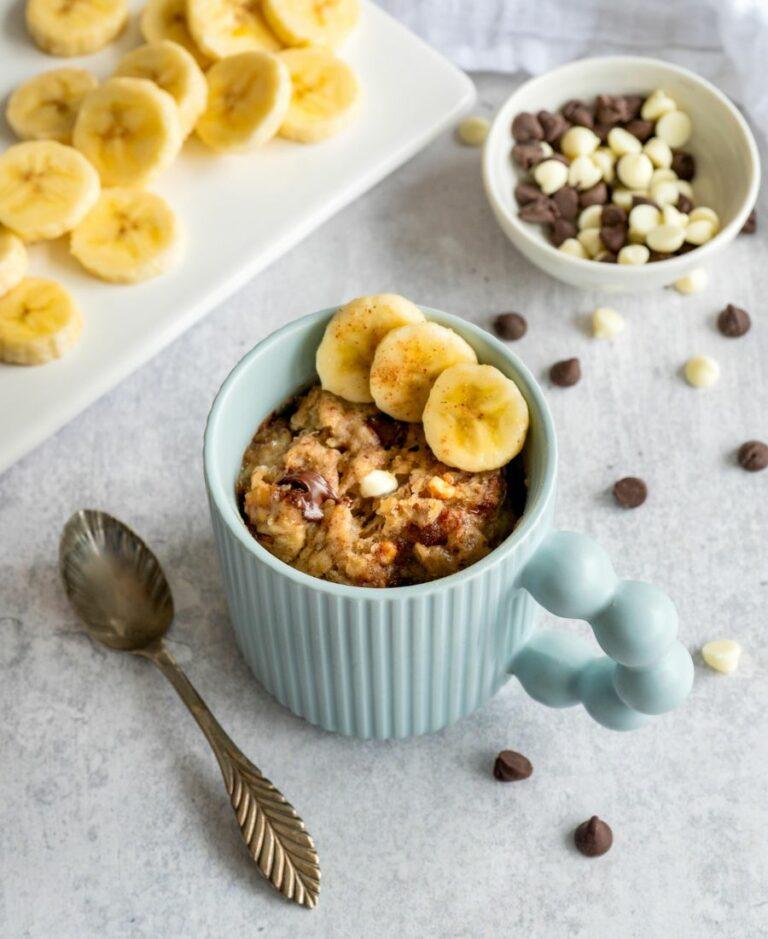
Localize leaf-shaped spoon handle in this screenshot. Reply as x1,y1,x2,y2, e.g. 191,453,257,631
142,642,321,908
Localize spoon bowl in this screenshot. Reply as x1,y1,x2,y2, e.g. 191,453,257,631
60,509,173,651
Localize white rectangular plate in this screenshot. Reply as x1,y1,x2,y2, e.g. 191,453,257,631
0,1,474,474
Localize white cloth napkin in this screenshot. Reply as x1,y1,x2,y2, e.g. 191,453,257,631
380,0,768,134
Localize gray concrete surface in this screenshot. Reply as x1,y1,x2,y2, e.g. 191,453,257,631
1,74,767,938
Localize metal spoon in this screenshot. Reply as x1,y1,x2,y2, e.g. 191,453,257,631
59,509,321,909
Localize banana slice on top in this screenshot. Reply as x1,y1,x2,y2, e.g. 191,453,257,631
187,0,281,60
316,294,425,403
0,230,29,298
370,322,478,422
140,0,210,68
71,188,182,284
0,278,83,366
423,363,530,472
6,68,98,144
279,47,360,143
26,0,128,57
264,0,360,48
73,77,183,187
0,141,100,243
115,41,207,138
196,51,291,151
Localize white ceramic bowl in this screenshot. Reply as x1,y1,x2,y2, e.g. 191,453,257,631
483,56,760,292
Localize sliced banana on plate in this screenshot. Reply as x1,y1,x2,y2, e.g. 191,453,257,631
0,278,83,366
71,188,182,284
279,47,360,143
316,294,425,403
73,77,183,186
0,230,28,298
26,0,128,57
115,41,208,138
6,68,98,144
423,363,530,472
264,0,360,48
0,141,100,243
187,0,281,60
140,0,211,68
196,51,291,151
370,321,477,422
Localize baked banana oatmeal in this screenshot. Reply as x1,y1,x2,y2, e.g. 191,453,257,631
237,293,531,588
238,386,526,587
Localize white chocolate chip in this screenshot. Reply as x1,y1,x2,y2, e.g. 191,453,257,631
560,125,600,158
578,204,603,230
594,250,615,262
651,167,677,185
617,152,654,190
611,188,635,212
558,238,587,258
674,267,708,294
676,180,694,199
702,639,742,674
685,219,716,245
360,469,398,498
578,227,602,257
689,206,720,232
618,244,650,265
662,204,689,228
629,203,662,237
655,110,692,148
641,89,677,121
592,306,625,339
457,115,490,146
684,354,719,388
591,147,616,183
607,126,642,156
643,136,673,168
540,141,554,158
568,154,603,190
646,223,685,253
650,180,680,207
534,158,568,194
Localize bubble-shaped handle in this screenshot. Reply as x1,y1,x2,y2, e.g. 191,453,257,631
513,531,693,731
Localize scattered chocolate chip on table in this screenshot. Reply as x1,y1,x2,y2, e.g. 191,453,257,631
717,304,751,338
493,750,533,782
613,476,648,508
550,357,581,387
493,312,528,341
741,208,757,234
574,816,613,857
737,440,768,472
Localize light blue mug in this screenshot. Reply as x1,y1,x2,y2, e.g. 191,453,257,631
204,306,693,739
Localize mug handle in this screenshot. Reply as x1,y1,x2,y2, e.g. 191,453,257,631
512,531,694,730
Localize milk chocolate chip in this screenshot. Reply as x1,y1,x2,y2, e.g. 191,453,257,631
574,816,613,857
717,304,751,338
512,112,544,142
741,208,757,234
671,150,696,181
737,440,768,472
613,476,647,508
550,357,581,387
493,750,533,782
493,312,528,341
537,109,569,144
512,142,546,169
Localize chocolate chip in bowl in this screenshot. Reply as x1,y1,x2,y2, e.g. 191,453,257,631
483,57,760,290
237,294,532,588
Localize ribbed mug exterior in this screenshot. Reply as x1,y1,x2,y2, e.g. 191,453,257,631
204,307,558,739
209,494,553,738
